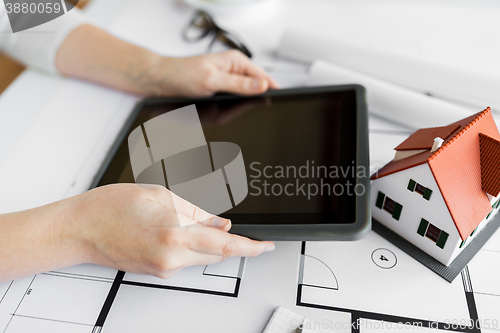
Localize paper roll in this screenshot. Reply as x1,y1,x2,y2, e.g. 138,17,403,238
308,60,475,129
279,30,500,111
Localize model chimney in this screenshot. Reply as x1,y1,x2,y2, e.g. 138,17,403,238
431,137,444,152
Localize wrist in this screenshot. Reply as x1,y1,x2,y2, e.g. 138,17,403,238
137,54,177,96
0,197,91,281
125,50,172,96
52,195,98,267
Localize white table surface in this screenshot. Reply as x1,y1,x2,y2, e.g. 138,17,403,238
1,2,500,333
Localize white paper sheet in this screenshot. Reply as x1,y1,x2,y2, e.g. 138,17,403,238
0,78,137,214
308,60,476,130
279,29,500,112
263,306,320,333
263,306,304,333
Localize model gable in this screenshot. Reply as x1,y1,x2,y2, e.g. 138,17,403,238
371,164,460,264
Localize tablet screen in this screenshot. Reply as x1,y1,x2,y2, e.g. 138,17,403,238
98,89,363,225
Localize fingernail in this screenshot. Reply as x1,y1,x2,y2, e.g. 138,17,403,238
252,78,262,91
265,244,275,252
214,217,230,228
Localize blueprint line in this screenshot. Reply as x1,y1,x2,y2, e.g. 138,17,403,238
47,271,115,281
297,294,478,333
473,292,500,297
10,314,93,326
93,266,242,331
94,271,125,329
120,280,240,297
351,313,361,333
301,284,338,291
41,273,113,284
0,282,13,304
2,275,36,333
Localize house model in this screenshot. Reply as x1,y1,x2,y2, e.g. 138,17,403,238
371,107,500,266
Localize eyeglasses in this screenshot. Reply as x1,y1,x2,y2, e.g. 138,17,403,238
182,10,252,58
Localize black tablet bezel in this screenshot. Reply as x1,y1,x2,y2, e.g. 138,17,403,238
90,85,371,241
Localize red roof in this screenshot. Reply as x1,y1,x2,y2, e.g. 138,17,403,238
479,133,500,197
371,111,482,180
395,124,460,150
372,108,500,240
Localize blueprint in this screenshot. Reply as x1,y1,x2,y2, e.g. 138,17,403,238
1,230,499,332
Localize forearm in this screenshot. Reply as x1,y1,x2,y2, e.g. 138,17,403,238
55,24,167,96
55,24,279,97
0,199,87,282
0,185,273,282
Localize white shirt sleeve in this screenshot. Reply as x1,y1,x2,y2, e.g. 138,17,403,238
0,5,93,74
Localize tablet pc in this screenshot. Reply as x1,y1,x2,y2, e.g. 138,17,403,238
92,85,370,240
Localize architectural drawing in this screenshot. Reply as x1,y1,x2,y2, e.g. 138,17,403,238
0,258,245,333
297,235,481,333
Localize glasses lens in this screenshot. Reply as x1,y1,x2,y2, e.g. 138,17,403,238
183,12,214,42
210,31,252,58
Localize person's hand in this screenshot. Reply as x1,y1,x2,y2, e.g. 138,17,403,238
150,50,280,97
68,184,274,279
57,25,279,97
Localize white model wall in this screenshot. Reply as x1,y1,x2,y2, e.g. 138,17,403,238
371,164,462,265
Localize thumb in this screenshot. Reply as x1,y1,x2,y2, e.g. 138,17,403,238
213,72,269,95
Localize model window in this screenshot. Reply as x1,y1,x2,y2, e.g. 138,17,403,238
425,224,441,242
375,192,403,220
407,179,433,200
415,183,426,195
383,197,397,214
416,218,449,249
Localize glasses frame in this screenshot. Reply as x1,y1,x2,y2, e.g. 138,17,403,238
182,10,252,58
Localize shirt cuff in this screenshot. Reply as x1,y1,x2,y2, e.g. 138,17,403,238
0,8,95,74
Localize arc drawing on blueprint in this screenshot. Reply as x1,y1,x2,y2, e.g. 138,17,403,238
298,251,339,291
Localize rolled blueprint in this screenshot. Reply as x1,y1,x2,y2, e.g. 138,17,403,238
280,30,500,111
308,60,475,129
